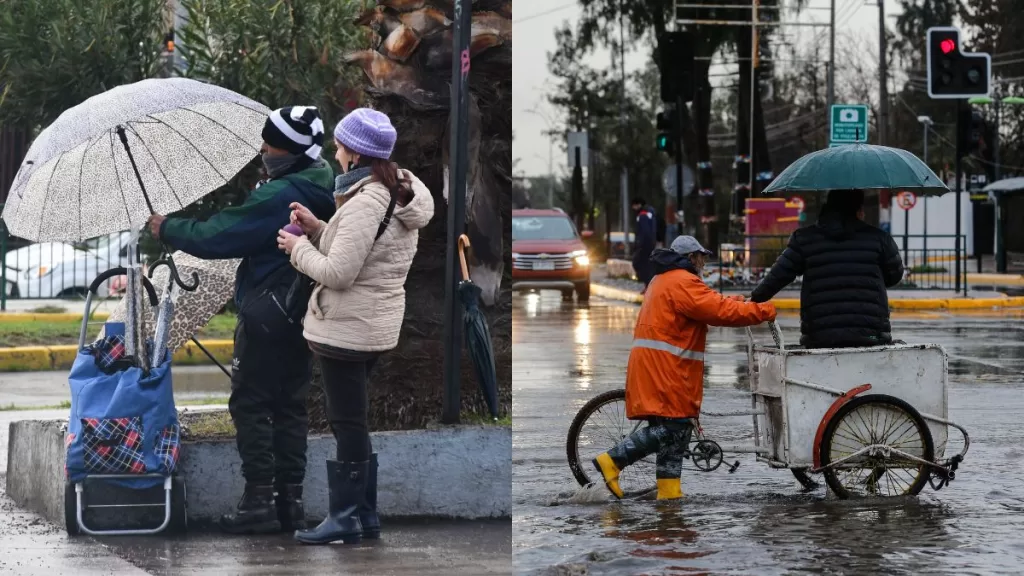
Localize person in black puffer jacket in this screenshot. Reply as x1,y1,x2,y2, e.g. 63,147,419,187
750,190,904,348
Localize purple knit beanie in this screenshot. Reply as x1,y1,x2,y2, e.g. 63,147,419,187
333,108,397,160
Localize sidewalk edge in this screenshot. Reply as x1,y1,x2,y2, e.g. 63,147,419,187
0,340,234,372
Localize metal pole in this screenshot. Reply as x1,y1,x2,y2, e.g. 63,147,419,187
923,125,929,266
877,0,888,146
548,139,554,209
994,100,1006,273
619,0,631,254
749,0,758,197
955,99,963,295
441,0,472,424
675,98,684,237
827,0,835,111
903,202,909,265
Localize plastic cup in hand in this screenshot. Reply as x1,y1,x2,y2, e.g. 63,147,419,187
283,224,304,237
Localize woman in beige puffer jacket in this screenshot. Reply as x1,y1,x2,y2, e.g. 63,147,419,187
276,108,433,545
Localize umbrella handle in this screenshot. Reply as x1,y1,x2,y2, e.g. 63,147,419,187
457,234,471,281
150,254,200,292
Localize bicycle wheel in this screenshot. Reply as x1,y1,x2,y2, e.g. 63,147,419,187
566,389,657,497
820,394,934,499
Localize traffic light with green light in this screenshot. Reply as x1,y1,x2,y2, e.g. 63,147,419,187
656,109,677,155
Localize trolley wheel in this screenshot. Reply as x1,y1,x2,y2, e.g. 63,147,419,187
64,482,81,537
820,394,934,499
566,389,656,497
791,468,819,491
169,476,188,533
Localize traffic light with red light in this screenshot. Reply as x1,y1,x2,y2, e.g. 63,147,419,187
926,27,990,99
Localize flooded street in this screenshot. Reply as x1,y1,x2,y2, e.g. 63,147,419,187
513,293,1024,575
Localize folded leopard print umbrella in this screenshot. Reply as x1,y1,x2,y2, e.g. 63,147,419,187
106,252,239,355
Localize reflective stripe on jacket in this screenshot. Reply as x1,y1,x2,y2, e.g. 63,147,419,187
625,264,777,420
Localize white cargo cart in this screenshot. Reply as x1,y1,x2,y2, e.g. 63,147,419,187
566,322,970,498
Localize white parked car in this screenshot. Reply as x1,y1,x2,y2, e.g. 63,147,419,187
3,232,133,299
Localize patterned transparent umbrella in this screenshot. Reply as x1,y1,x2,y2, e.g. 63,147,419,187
1,77,269,242
106,252,240,377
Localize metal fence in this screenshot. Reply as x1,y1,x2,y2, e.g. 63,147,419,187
0,211,132,310
705,235,969,294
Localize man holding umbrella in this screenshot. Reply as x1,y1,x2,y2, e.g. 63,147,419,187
148,106,336,534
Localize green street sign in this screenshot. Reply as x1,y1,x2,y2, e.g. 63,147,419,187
830,104,869,144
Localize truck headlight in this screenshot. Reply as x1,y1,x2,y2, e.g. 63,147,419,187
571,250,589,267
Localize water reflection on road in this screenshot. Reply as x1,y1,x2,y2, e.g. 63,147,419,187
513,293,1024,575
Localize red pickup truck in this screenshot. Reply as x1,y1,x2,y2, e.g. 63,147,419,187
511,209,590,302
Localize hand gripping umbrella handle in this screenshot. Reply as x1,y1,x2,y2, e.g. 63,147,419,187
458,234,471,282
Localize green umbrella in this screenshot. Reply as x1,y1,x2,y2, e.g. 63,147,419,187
762,144,950,196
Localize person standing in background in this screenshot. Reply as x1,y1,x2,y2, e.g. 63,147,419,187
631,197,658,290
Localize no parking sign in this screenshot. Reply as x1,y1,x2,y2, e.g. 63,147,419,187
896,191,917,210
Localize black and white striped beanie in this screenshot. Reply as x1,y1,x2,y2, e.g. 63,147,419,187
261,106,325,160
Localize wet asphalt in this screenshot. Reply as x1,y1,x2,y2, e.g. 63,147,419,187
513,292,1024,575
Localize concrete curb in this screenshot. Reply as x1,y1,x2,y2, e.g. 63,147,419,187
6,418,511,522
591,283,1024,311
0,340,234,372
0,312,111,323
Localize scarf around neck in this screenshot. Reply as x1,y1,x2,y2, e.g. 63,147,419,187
334,167,373,200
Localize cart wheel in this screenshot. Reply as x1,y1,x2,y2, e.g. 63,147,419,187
791,468,819,491
820,394,934,499
169,476,188,533
566,389,656,497
64,482,81,537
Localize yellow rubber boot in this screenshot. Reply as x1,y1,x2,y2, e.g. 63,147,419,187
656,478,684,500
592,453,624,499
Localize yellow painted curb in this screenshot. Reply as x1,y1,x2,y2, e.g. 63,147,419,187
173,340,234,366
49,346,80,370
968,273,1024,287
0,312,111,323
0,346,53,371
592,283,1024,311
0,339,234,372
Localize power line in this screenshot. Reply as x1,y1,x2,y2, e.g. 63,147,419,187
512,2,575,25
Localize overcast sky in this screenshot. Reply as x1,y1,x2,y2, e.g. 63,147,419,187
512,1,903,177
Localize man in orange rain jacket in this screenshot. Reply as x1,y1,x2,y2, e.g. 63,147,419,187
593,236,777,501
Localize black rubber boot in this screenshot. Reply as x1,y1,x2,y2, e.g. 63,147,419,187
219,485,281,534
276,483,307,531
294,460,366,545
360,453,380,539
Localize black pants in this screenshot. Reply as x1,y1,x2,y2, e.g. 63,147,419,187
317,351,379,463
229,295,312,486
607,418,694,480
633,248,654,287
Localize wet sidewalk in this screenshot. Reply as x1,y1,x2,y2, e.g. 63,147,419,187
0,477,511,576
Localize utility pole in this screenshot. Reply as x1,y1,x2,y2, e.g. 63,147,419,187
618,0,631,254
877,0,888,146
827,0,835,111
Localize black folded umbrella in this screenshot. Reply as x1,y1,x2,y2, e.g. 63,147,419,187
457,235,499,419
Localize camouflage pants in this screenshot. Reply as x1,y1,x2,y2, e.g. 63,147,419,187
607,418,695,480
